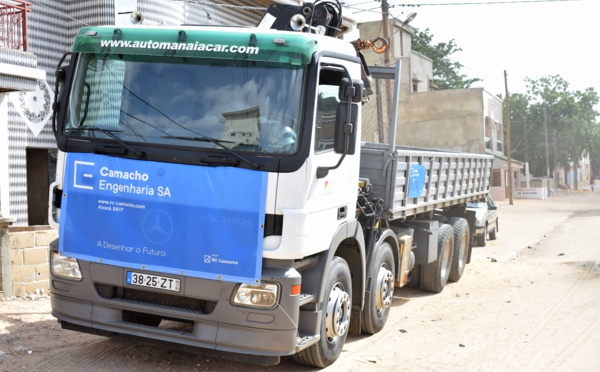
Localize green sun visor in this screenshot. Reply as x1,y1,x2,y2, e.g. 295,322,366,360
72,26,321,65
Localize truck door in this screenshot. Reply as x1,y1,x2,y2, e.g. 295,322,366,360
303,61,361,249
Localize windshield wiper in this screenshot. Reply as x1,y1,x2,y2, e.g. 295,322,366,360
161,135,259,169
161,135,234,144
72,127,147,159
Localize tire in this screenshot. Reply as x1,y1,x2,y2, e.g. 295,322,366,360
294,257,352,368
477,225,487,247
361,242,395,334
448,217,470,282
489,220,498,240
422,223,454,293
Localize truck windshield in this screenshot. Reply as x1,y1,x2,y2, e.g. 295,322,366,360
64,53,305,155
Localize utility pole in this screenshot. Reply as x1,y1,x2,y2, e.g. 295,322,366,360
378,0,392,143
523,117,528,165
543,106,551,196
504,71,513,205
553,129,558,190
381,0,391,66
523,116,530,188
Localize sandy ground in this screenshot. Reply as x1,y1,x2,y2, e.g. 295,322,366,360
1,190,599,371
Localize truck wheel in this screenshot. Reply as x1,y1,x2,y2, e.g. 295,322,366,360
478,225,487,247
448,217,470,282
489,220,498,240
422,223,454,293
361,242,395,334
293,257,352,368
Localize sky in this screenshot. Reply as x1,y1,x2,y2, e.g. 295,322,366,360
344,0,600,99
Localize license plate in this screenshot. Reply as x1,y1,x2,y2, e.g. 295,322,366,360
126,271,181,292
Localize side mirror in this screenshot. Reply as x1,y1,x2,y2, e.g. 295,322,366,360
333,102,357,155
316,78,362,179
333,78,362,154
338,78,363,103
52,52,73,134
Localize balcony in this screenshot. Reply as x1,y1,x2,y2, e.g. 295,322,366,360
0,0,44,93
0,0,30,51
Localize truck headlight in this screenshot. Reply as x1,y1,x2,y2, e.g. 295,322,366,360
50,251,82,281
232,283,279,309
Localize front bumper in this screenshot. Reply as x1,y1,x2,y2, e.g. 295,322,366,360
50,256,302,357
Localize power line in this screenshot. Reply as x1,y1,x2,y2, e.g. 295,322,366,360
28,0,91,26
176,1,266,11
351,0,586,13
398,0,585,6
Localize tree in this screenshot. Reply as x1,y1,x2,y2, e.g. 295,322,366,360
411,28,481,90
507,75,600,181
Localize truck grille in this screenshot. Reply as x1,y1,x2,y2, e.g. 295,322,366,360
95,283,217,314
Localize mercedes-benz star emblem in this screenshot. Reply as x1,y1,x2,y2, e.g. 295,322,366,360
142,210,174,244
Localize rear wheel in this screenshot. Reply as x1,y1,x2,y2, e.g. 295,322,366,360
448,217,470,282
294,257,352,368
362,242,395,334
422,223,454,293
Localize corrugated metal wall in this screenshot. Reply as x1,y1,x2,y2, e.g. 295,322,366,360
6,0,70,225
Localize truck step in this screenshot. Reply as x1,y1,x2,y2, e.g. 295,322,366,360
296,333,320,351
298,293,315,307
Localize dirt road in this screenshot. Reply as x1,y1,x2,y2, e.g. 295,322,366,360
1,192,599,371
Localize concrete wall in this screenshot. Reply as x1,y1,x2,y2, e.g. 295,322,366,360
395,88,485,153
1,223,57,297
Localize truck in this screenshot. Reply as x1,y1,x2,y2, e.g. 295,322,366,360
48,2,492,368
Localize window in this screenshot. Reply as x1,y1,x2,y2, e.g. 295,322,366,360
496,140,504,153
485,137,492,151
315,69,343,153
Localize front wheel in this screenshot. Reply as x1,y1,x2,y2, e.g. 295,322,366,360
294,257,352,368
362,242,395,334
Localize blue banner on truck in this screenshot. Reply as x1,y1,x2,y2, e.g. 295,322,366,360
59,153,267,283
408,164,426,198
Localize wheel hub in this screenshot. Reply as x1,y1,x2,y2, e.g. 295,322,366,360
375,266,394,312
441,239,452,277
326,284,351,340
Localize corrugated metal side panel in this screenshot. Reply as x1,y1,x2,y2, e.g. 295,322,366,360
139,0,185,25
67,1,267,36
5,0,70,225
68,0,115,41
360,142,493,220
166,0,266,26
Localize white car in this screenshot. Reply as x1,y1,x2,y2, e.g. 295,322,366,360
467,196,498,246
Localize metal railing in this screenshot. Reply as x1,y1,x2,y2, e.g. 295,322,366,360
0,0,31,51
